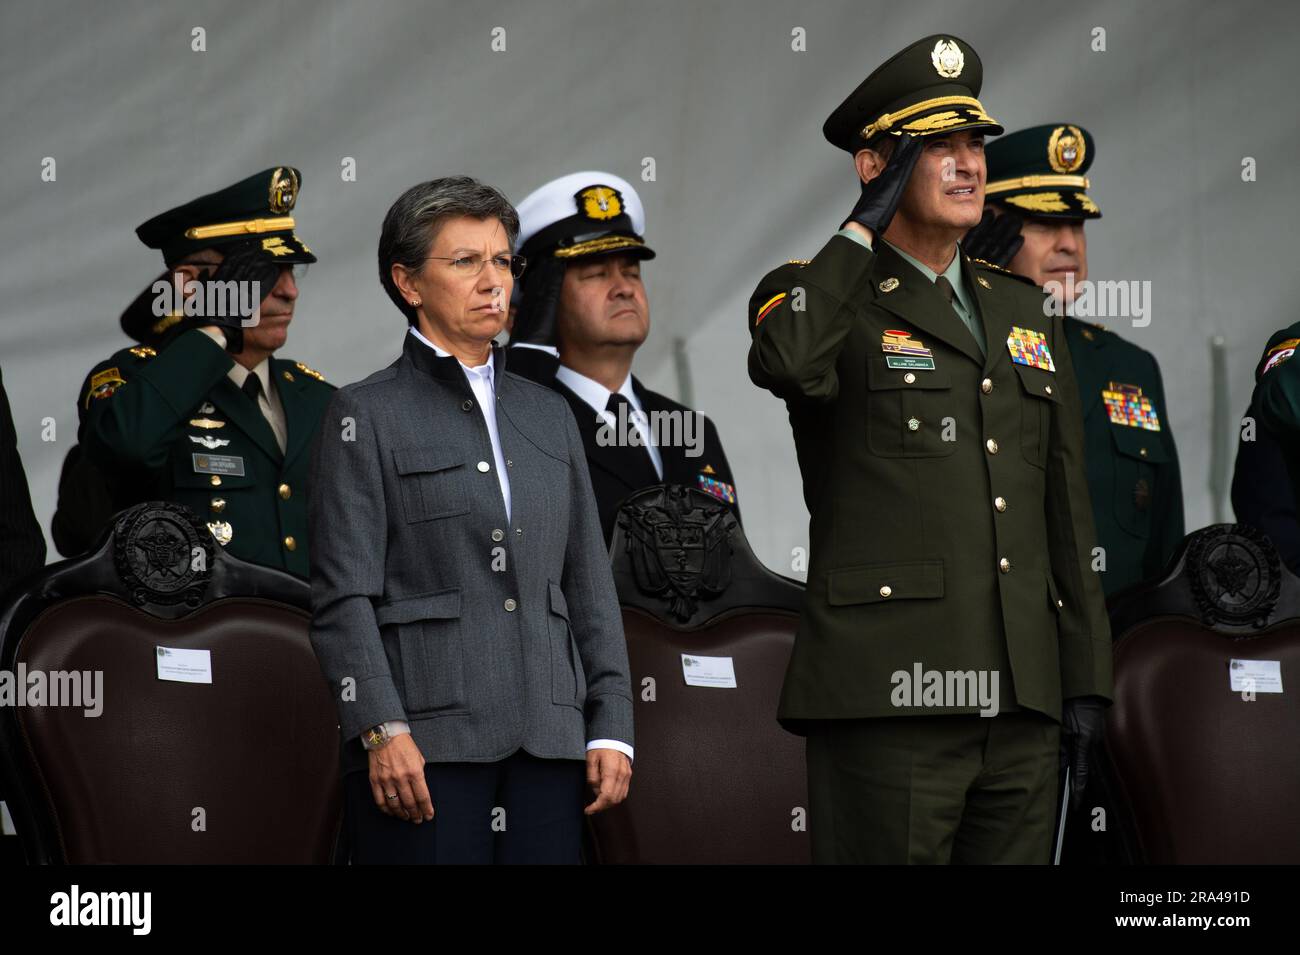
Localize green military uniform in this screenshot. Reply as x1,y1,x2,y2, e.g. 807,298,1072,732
748,36,1112,864
1248,323,1300,508
74,167,333,578
985,124,1185,597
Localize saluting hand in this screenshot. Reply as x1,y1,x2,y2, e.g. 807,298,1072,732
843,131,924,243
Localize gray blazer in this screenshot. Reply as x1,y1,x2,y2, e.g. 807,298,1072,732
308,334,633,772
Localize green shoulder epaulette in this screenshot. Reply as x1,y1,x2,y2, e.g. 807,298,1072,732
970,257,1039,288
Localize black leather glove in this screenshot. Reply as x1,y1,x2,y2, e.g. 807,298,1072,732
962,207,1024,267
1060,695,1109,811
842,132,924,237
510,254,566,348
182,241,282,354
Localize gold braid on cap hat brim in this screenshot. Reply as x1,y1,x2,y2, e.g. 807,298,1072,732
860,95,997,140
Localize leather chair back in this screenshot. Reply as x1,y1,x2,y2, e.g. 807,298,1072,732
0,502,341,863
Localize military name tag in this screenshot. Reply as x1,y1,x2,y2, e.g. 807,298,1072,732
192,453,245,476
882,329,935,370
886,355,937,371
1102,382,1161,431
1007,326,1055,371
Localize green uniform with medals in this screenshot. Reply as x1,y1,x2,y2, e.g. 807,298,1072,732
984,125,1185,598
73,167,332,578
77,331,333,577
747,36,1112,864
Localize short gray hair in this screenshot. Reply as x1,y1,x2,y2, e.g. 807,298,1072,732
377,175,520,325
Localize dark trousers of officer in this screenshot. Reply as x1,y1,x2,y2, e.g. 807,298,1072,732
344,749,587,864
806,711,1060,864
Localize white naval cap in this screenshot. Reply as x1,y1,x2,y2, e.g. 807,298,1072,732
515,170,655,261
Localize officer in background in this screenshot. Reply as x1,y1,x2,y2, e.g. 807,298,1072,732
73,167,334,577
747,36,1111,864
507,171,740,545
1244,328,1300,558
966,124,1184,598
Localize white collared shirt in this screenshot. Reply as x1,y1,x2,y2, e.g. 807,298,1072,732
409,327,511,521
199,327,288,453
554,364,664,480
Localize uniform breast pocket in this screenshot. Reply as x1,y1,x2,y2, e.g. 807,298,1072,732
1109,425,1169,538
392,446,470,523
1012,364,1062,468
865,357,956,457
375,588,468,715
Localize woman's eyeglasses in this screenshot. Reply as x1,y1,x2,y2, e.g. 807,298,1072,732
426,253,527,278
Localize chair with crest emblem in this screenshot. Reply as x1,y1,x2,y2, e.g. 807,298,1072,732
1092,522,1300,863
0,501,341,863
584,484,810,863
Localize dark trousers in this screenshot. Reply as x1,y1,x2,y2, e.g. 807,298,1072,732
344,749,587,864
806,711,1060,864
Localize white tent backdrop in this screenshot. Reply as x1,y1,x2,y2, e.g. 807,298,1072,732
2,0,1296,579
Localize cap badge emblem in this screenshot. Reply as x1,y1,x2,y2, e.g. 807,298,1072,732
577,185,623,221
1048,126,1086,173
931,39,964,78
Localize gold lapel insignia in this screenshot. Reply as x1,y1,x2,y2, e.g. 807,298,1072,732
879,277,900,293
976,275,992,289
294,361,325,381
282,370,295,382
702,464,716,475
189,417,226,429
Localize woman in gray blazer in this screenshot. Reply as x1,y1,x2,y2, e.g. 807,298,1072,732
308,176,633,864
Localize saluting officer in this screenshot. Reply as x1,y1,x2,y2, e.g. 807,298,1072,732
747,36,1112,863
967,124,1185,597
507,171,741,545
75,167,334,577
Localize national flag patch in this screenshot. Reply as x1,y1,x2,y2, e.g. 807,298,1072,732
754,292,787,327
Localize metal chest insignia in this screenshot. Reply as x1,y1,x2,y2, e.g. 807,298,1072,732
1006,326,1056,372
1102,382,1162,431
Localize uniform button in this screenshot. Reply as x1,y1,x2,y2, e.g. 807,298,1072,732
278,483,291,500
1045,385,1053,396
1057,599,1064,608
210,475,222,487
994,496,1007,512
461,399,474,412
999,557,1011,573
210,497,226,514
284,536,296,551
504,598,517,612
907,417,921,432
491,528,504,542
477,461,490,472
507,459,513,468
1139,447,1148,457
986,438,999,454
879,585,892,598
903,372,916,384
515,528,523,535
981,378,993,394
